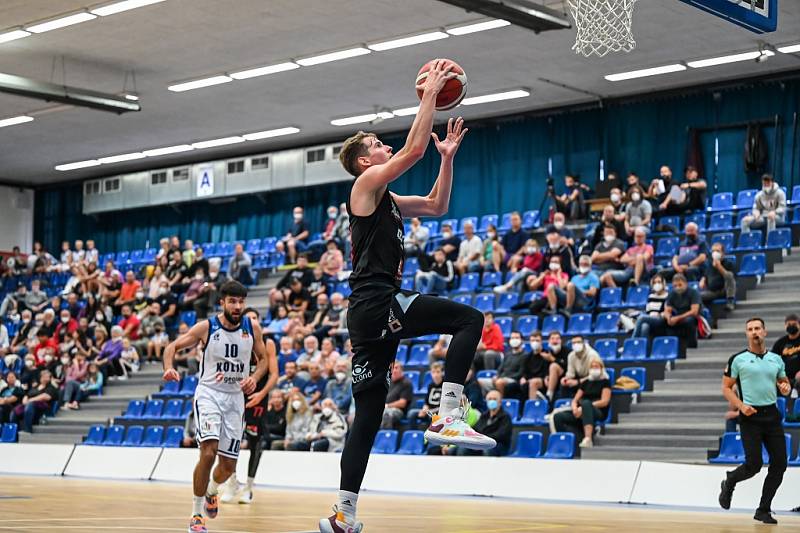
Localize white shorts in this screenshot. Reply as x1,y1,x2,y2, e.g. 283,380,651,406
193,385,244,459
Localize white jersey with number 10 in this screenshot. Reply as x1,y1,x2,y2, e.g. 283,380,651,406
198,314,254,394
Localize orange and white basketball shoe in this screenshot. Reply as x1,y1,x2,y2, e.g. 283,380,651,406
424,402,497,450
319,505,364,533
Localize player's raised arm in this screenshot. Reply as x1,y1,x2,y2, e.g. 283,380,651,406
162,320,208,382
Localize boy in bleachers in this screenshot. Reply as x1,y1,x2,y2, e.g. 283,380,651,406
520,331,549,402
741,173,787,234
474,311,504,370
663,273,701,354
120,337,140,374
543,331,569,402
410,361,443,430
548,255,599,318
699,242,736,311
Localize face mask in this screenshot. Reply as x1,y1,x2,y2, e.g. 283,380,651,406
662,175,671,182
631,193,641,202
526,247,536,255
322,407,333,417
589,368,602,379
195,274,204,280
328,211,337,219
442,232,452,239
22,318,30,324
712,251,722,261
61,357,70,366
61,316,70,324
135,291,144,299
572,343,584,353
687,235,697,243
159,288,168,295
787,324,799,336
335,371,346,382
579,265,590,274
550,343,561,352
762,185,771,193
652,283,664,293
610,193,621,204
36,320,44,327
549,263,560,271
486,232,496,239
604,235,615,244
486,399,499,411
553,221,564,230
44,355,53,364
509,338,522,348
530,341,541,352
293,213,303,221
25,360,35,369
291,400,302,411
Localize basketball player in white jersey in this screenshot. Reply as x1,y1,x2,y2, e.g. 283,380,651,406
162,280,273,533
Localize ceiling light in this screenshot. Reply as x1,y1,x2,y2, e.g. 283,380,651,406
0,115,34,128
191,136,246,149
55,160,101,171
461,89,530,105
446,19,510,35
331,113,386,127
0,29,31,44
97,152,146,164
777,43,800,54
392,106,419,116
26,12,97,34
90,0,167,17
368,31,449,51
123,93,139,101
142,144,194,157
230,62,299,80
296,48,371,66
687,50,774,68
242,127,300,140
168,75,233,92
605,63,687,81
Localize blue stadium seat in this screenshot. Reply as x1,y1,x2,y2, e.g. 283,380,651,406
371,430,399,454
516,315,538,337
180,311,197,327
0,423,18,443
119,400,145,420
541,315,565,336
479,214,498,232
474,293,495,313
709,192,733,212
481,271,501,288
83,424,105,446
407,345,430,367
153,381,180,398
657,216,680,230
141,426,165,447
655,237,679,260
422,220,439,237
495,317,513,337
499,212,513,231
396,430,426,455
620,338,647,360
419,371,433,393
553,398,571,410
495,293,518,314
618,367,646,393
510,431,543,458
142,399,164,419
451,294,473,306
162,399,184,420
502,399,520,420
401,277,414,291
245,239,261,255
624,286,649,309
116,251,130,264
791,185,800,205
335,282,352,297
521,291,540,306
776,397,786,423
565,313,592,336
453,273,480,294
403,257,419,277
122,425,144,447
738,253,766,277
593,338,618,360
736,189,757,210
708,212,733,231
164,426,184,448
734,230,762,252
593,312,620,335
217,242,233,257
102,425,125,446
395,345,409,365
542,432,575,459
515,400,548,426
606,367,616,385
403,371,421,390
650,336,679,360
180,400,193,418
598,288,622,310
459,217,478,234
784,400,800,428
765,228,792,250
476,369,497,380
261,237,278,253
709,432,745,464
522,210,540,229
684,213,706,230
178,376,199,397
710,232,734,251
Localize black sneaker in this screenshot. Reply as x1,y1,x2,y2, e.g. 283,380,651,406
718,478,734,510
791,506,800,513
753,509,777,524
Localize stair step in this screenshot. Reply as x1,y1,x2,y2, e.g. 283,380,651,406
596,434,718,448
579,445,709,463
17,432,80,445
33,425,90,435
606,424,722,436
41,418,107,427
632,401,726,413
619,412,725,421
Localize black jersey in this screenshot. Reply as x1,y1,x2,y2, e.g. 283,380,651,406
347,187,404,289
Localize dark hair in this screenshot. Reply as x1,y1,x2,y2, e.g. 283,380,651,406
243,307,260,318
603,223,617,234
672,273,687,284
298,253,309,261
785,313,800,323
762,173,773,182
746,317,765,328
529,330,542,338
483,311,494,317
220,280,248,299
510,330,522,337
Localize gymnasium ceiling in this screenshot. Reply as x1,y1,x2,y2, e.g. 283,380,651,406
1,0,799,186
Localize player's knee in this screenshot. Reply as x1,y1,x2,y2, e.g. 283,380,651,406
743,459,763,476
463,306,484,332
199,445,217,464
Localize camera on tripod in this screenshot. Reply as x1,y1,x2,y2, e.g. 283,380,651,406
546,177,556,196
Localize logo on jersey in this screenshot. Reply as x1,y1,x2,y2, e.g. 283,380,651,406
386,369,392,387
213,332,220,341
352,363,373,384
390,200,401,221
387,309,402,333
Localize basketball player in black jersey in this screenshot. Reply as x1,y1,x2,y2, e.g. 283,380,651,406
319,60,495,533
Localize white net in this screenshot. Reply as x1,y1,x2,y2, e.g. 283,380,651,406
567,0,637,58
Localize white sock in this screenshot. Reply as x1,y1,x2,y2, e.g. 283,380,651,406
192,495,204,516
246,477,255,490
439,382,464,415
206,478,220,496
337,490,358,523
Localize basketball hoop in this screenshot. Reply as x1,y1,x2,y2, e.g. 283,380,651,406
567,0,637,58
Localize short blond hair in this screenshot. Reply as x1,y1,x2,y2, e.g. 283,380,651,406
339,131,375,177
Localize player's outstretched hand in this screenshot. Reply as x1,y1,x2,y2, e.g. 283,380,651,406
162,368,180,382
431,117,468,159
240,376,257,395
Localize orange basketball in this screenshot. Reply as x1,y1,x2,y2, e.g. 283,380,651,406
416,58,468,111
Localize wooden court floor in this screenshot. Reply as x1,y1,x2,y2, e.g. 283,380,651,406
1,475,799,532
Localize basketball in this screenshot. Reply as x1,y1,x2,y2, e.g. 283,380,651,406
416,58,468,111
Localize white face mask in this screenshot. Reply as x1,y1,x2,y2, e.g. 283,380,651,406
553,221,564,229
486,232,496,239
631,193,641,202
135,292,144,299
572,343,584,353
22,318,30,324
291,400,302,411
610,193,621,203
579,265,590,274
712,251,722,261
530,341,541,352
604,235,615,244
328,211,337,219
509,338,522,348
549,263,560,271
550,343,561,351
589,368,602,379
762,185,771,193
25,359,35,369
442,232,452,239
195,274,204,280
322,407,333,417
652,283,664,293
293,213,303,221
335,371,347,382
61,357,70,366
61,316,70,324
526,246,536,255
159,288,168,295
44,355,53,364
95,313,104,321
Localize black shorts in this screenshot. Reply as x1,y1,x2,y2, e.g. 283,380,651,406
244,402,267,437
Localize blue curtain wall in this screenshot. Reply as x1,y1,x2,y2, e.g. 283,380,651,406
35,77,800,253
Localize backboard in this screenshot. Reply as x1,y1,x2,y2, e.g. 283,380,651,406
680,0,777,33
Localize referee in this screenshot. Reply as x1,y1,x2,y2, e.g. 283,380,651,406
719,317,791,524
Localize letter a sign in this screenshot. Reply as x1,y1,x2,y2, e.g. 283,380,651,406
197,166,214,197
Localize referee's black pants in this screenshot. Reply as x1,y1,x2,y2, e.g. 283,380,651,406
727,404,787,512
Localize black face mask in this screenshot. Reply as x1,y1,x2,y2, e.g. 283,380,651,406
787,324,799,336
687,235,697,243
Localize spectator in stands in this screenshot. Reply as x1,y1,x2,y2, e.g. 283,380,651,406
269,254,313,307
771,314,800,395
0,282,26,318
118,304,140,342
608,187,626,218
144,265,166,301
632,274,669,338
301,398,348,452
12,369,58,432
296,335,321,374
304,294,329,336
319,338,340,372
332,201,351,254
276,335,297,374
623,185,652,237
187,247,209,279
624,172,649,195
65,293,82,319
20,354,39,388
182,239,196,268
95,325,126,380
543,331,568,401
403,217,430,257
555,174,586,221
521,331,548,402
591,224,626,273
61,353,89,409
84,239,99,264
552,212,576,248
542,227,574,277
409,361,443,430
663,273,701,352
120,337,140,374
381,361,414,429
276,206,310,264
99,269,122,306
0,371,23,423
600,227,654,288
741,173,787,234
265,389,287,450
493,239,543,294
455,389,512,456
455,220,483,274
265,305,290,336
54,309,78,350
283,391,312,451
314,292,344,340
303,363,327,408
156,237,170,260
156,280,178,329
0,323,9,358
136,302,164,362
428,334,451,365
437,222,461,263
278,361,307,395
678,166,707,212
8,310,33,356
479,224,503,272
502,212,528,265
324,358,352,414
479,331,527,396
561,335,599,391
30,243,57,274
648,165,678,211
32,329,57,368
319,240,344,278
115,270,141,310
474,311,505,370
553,356,612,448
4,246,26,277
659,222,708,282
39,309,57,338
549,255,600,317
25,279,49,314
286,278,313,319
414,248,454,294
699,242,737,311
307,266,330,302
527,255,569,316
184,266,214,319
320,205,339,243
228,243,254,285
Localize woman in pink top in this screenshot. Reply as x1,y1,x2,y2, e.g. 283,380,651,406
62,353,89,409
525,256,569,315
319,240,345,277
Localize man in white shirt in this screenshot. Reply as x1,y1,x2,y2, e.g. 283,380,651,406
455,220,482,274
